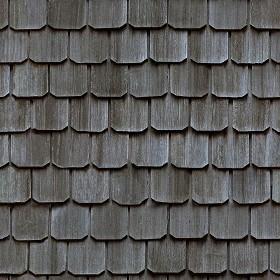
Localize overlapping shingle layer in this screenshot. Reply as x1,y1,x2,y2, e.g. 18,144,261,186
0,0,280,279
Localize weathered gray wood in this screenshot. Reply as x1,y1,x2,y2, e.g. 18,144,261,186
0,166,31,203
151,164,189,203
111,166,149,205
148,238,186,273
270,241,280,274
89,272,125,280
0,65,9,97
272,170,280,203
71,94,108,132
33,165,70,203
188,238,227,274
0,135,9,167
209,273,247,280
130,200,167,240
129,0,167,27
68,238,105,275
91,130,128,168
91,62,128,97
130,130,168,167
171,130,208,168
170,60,209,97
52,130,89,168
51,202,89,240
88,0,127,29
191,95,228,131
233,95,270,131
231,28,269,64
111,27,147,63
209,0,247,30
170,201,208,238
233,167,270,204
150,27,187,62
108,239,145,274
130,272,167,280
0,0,8,28
250,272,280,280
12,274,46,280
49,274,86,280
168,0,207,29
250,0,280,29
70,27,108,63
12,201,49,241
111,94,148,132
0,96,31,132
210,202,249,239
30,239,67,275
252,130,280,167
13,61,48,97
30,28,68,62
129,61,168,97
212,129,249,169
11,131,50,167
50,62,87,97
230,238,268,274
0,29,27,62
48,0,86,29
91,201,128,240
151,94,189,130
271,32,280,63
33,94,68,130
192,167,229,204
0,239,28,274
10,0,46,29
251,202,280,239
72,167,109,204
190,28,228,63
252,62,280,98
211,62,248,98
0,206,9,239
170,273,207,280
272,100,280,132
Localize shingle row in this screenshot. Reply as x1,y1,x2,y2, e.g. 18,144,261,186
3,0,280,30
2,60,280,98
0,236,278,275
3,200,280,241
0,129,279,168
1,27,280,64
0,165,274,205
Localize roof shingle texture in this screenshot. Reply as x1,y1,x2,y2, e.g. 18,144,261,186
0,0,280,279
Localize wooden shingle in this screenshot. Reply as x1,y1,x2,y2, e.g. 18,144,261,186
32,166,70,203
111,166,149,205
29,239,67,275
91,201,128,240
48,0,86,29
129,200,168,240
171,130,208,168
190,27,228,64
129,0,167,28
168,0,207,29
150,27,187,62
108,239,145,274
12,201,49,241
68,238,105,275
10,0,46,29
148,238,186,273
29,28,68,63
88,0,127,29
209,0,247,30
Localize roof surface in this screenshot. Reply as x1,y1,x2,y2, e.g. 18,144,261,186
0,0,280,279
